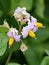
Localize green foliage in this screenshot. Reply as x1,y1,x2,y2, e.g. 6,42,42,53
45,50,49,56
40,56,49,65
18,0,33,11
0,27,8,33
0,33,9,56
0,0,49,65
8,63,20,65
9,0,33,14
35,0,45,17
0,0,11,12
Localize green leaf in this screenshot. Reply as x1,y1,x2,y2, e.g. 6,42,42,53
22,38,40,65
44,0,49,18
6,15,18,29
8,63,20,65
45,50,49,56
18,0,33,11
0,27,8,33
36,28,49,42
35,0,45,17
10,42,21,52
0,0,11,12
10,0,33,14
0,33,9,56
40,56,49,65
24,49,39,65
10,0,20,14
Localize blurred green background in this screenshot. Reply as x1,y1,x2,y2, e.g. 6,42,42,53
0,0,49,65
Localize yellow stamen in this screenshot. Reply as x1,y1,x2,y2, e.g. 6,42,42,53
36,22,43,28
28,30,36,38
8,37,14,46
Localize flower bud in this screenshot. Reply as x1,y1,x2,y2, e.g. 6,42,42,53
20,43,28,52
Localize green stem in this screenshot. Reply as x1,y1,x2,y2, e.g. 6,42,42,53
5,50,13,65
19,22,22,34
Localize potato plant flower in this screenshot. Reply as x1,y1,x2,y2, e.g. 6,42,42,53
3,7,43,52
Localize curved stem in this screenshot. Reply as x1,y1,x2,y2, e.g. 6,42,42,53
5,50,13,65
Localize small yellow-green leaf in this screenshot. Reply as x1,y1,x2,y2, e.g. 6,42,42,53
8,63,20,65
40,56,49,65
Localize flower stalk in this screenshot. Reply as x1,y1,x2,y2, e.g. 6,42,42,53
5,49,13,65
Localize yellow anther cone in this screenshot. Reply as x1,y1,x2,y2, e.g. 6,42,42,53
28,30,36,38
8,37,14,46
36,22,43,28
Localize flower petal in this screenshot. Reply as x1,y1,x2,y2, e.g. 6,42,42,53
14,35,21,42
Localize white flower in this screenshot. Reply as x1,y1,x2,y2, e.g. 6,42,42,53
9,28,18,35
7,28,21,42
7,28,18,37
14,7,30,22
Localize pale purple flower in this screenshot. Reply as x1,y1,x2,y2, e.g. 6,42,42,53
28,22,38,32
21,23,35,38
32,26,38,32
14,7,21,13
13,7,41,39
7,31,13,37
14,35,21,42
21,17,38,38
31,16,37,23
21,26,29,38
7,28,21,42
14,7,30,22
28,22,35,30
14,7,26,14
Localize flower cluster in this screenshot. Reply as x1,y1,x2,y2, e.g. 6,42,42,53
6,7,43,51
21,16,43,38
